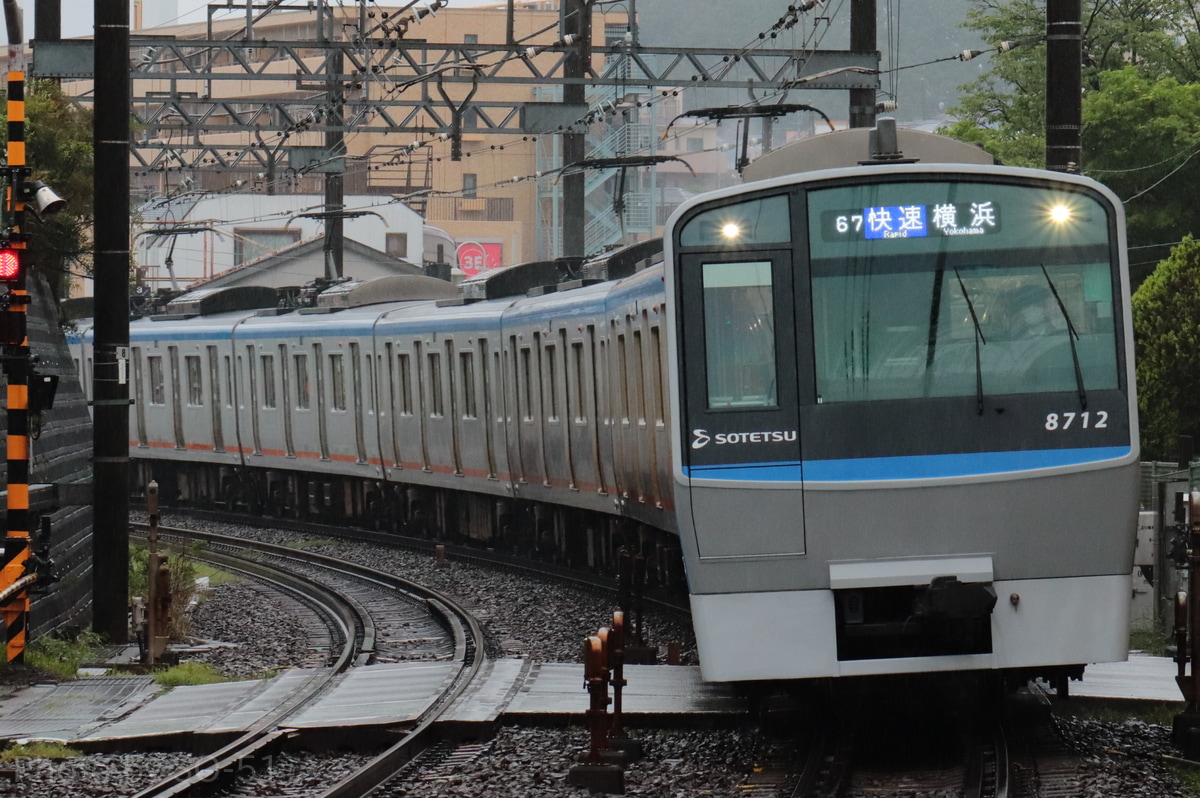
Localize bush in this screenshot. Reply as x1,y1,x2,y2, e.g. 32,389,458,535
25,630,104,679
0,742,81,761
153,661,226,688
129,544,198,640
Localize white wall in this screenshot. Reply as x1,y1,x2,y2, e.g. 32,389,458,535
135,194,430,291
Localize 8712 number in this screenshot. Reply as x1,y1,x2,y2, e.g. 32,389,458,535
1045,411,1107,431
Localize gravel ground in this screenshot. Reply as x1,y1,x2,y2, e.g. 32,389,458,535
375,726,758,797
184,581,326,675
223,751,376,797
1058,715,1189,798
0,752,195,797
172,515,697,668
1,515,1193,797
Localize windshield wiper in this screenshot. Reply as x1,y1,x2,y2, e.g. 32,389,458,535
953,267,987,416
1039,264,1087,410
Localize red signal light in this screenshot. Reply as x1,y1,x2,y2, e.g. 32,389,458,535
0,248,21,282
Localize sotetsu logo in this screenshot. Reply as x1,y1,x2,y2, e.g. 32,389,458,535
691,429,797,449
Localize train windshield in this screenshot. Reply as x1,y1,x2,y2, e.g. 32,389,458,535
806,180,1120,404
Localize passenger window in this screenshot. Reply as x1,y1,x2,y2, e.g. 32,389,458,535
429,352,444,417
185,356,203,406
572,341,586,423
632,329,645,423
148,355,165,405
545,344,558,421
460,351,477,419
520,347,533,422
330,353,346,411
261,355,276,409
680,194,790,247
702,261,777,409
398,352,413,415
365,355,374,414
207,347,221,407
294,353,310,409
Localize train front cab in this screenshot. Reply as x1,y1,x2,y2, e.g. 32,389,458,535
666,165,1140,683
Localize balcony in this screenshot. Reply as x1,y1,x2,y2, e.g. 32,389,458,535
424,196,515,223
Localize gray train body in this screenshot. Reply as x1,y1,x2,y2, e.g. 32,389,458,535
70,160,1139,685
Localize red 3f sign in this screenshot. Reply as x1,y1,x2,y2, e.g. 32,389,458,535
456,241,503,277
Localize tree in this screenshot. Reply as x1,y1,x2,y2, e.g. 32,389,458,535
1083,68,1200,284
944,0,1200,167
0,80,94,304
1131,237,1200,458
945,2,1200,286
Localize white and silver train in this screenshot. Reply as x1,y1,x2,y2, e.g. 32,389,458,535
72,157,1139,685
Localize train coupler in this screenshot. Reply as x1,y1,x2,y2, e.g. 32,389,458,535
915,576,998,620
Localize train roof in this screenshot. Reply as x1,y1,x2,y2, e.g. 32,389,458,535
667,160,1124,238
741,126,993,182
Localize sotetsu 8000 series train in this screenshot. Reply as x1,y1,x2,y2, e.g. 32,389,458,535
73,159,1138,684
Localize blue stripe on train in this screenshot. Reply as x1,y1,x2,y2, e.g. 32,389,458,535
684,446,1132,482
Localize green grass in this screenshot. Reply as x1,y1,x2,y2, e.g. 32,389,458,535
191,562,239,587
0,742,81,761
1131,628,1171,656
153,661,228,688
24,631,104,679
1172,765,1200,797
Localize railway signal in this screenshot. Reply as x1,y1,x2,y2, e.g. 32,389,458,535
0,5,66,662
0,246,20,282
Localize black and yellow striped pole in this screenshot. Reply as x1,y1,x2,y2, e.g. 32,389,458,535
0,10,32,663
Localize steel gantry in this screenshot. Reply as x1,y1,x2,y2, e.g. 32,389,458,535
31,4,879,176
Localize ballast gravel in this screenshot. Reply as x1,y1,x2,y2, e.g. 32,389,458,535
0,515,1191,797
0,752,195,798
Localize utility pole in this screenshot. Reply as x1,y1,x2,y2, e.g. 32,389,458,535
1045,0,1082,172
849,0,876,129
319,0,344,279
34,0,59,43
92,0,131,643
561,0,590,259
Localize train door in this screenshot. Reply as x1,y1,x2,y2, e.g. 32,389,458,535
350,342,366,464
505,335,525,483
132,347,147,447
245,344,261,455
415,341,431,470
479,339,498,479
279,344,293,457
208,346,224,452
677,251,806,558
168,346,185,450
557,328,577,490
314,343,329,460
540,332,564,488
446,340,462,475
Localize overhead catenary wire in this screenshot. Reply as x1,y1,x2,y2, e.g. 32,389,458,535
131,1,1043,264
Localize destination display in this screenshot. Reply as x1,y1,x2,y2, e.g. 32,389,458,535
823,200,1000,241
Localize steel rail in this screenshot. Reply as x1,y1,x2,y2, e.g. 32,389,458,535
964,724,1010,798
130,523,488,798
129,537,367,798
140,508,691,623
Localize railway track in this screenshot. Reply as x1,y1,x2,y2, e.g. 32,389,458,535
129,524,486,798
147,506,692,619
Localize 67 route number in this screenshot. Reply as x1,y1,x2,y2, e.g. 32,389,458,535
1045,410,1108,431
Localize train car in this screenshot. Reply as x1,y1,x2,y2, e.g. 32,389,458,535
77,132,1137,688
665,161,1138,682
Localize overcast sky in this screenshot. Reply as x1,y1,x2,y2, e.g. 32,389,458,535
52,1,503,39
